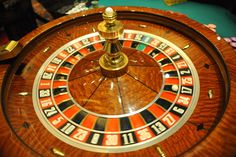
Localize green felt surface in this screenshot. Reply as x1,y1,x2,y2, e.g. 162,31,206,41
98,0,236,37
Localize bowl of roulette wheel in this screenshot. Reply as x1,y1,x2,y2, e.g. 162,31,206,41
0,6,236,157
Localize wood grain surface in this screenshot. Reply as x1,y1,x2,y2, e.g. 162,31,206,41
68,48,162,115
0,7,235,157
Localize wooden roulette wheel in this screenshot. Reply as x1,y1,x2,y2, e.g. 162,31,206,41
0,6,236,157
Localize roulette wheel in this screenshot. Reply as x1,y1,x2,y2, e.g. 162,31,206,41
0,6,236,157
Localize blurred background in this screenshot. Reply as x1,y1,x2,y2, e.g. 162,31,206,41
0,0,236,46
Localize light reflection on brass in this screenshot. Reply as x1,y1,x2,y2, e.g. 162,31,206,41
156,146,166,157
51,148,65,157
208,89,213,99
43,47,51,53
182,44,190,50
18,92,29,96
92,27,96,32
139,24,147,28
0,40,22,60
98,7,128,77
